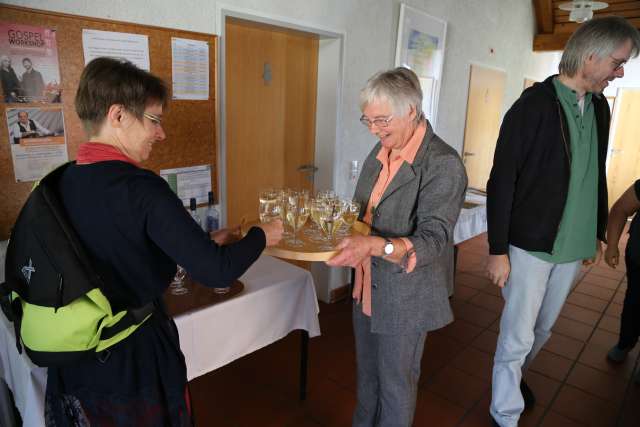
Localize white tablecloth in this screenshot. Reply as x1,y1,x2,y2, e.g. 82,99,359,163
177,255,320,380
0,254,320,424
0,314,46,427
453,193,487,244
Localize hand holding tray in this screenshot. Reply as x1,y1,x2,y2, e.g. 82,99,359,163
242,220,370,261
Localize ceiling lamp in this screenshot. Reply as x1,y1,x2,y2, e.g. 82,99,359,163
559,1,609,23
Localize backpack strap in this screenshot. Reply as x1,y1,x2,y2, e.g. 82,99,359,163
100,301,155,340
0,283,23,354
0,282,13,320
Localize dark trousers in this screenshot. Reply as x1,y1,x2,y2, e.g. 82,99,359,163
619,253,640,349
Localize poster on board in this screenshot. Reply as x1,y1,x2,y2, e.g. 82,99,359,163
0,22,62,104
82,29,150,71
6,107,68,182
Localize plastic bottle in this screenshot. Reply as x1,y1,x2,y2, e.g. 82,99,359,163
205,191,220,233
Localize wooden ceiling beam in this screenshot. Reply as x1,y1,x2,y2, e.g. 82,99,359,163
555,9,640,24
534,32,571,51
534,16,640,50
534,0,640,51
554,1,640,17
555,16,640,33
534,0,555,33
552,0,639,5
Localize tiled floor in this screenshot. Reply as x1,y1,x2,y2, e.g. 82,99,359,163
190,233,639,426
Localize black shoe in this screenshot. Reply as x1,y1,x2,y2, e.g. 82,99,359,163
520,380,536,410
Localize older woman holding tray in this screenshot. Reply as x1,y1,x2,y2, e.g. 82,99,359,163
327,67,467,427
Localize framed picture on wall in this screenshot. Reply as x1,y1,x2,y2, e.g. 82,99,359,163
395,3,447,129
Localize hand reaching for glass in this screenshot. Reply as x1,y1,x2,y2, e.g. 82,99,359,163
257,219,284,246
210,227,242,245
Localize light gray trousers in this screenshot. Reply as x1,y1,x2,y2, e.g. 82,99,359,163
352,303,428,427
490,245,581,427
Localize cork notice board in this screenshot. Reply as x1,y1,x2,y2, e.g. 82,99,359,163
0,5,218,239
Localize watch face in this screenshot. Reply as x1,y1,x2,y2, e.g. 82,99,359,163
384,241,394,255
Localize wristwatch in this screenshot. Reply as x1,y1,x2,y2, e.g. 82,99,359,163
383,239,394,256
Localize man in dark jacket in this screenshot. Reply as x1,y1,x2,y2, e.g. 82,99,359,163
486,17,640,427
20,58,45,101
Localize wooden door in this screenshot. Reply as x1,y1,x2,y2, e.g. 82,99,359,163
461,65,506,191
225,18,318,226
607,88,640,208
225,18,318,225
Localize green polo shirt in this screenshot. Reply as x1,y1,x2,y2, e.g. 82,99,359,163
529,78,598,263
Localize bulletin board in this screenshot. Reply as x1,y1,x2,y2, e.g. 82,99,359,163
0,5,218,239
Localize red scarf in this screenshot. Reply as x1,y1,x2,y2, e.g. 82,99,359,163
76,142,139,167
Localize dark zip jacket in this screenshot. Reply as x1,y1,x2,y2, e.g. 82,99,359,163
487,75,610,255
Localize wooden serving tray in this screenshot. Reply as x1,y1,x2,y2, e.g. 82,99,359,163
243,220,370,262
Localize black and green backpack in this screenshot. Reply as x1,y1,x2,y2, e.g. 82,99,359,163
0,162,154,367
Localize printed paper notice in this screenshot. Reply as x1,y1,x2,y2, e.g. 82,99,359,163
82,29,150,71
6,107,68,182
160,165,212,206
171,37,209,100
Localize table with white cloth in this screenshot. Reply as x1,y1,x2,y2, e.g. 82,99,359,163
450,192,487,295
0,254,320,425
454,191,487,245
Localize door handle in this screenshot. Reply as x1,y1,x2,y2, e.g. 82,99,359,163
463,152,476,157
297,164,318,173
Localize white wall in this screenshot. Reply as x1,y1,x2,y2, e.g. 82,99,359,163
605,56,640,96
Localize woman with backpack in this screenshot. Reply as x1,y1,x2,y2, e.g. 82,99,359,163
44,57,283,426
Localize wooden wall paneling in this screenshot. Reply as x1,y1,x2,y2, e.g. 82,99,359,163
0,5,217,239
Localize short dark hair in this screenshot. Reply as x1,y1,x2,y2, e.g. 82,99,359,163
75,57,168,136
22,57,32,64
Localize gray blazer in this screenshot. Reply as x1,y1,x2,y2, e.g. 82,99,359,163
353,125,467,334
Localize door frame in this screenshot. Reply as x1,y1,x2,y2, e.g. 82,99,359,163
215,4,346,227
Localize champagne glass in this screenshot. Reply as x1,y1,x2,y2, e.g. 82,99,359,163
337,199,361,237
318,199,344,250
285,192,309,247
307,198,327,242
170,265,189,295
277,189,293,238
259,189,279,223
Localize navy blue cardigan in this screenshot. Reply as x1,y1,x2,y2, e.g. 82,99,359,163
45,160,265,425
58,160,265,311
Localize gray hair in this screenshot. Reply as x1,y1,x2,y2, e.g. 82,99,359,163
360,67,424,122
559,16,640,77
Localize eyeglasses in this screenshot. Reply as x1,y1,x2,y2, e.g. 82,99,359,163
359,115,393,128
610,55,627,72
143,112,163,126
